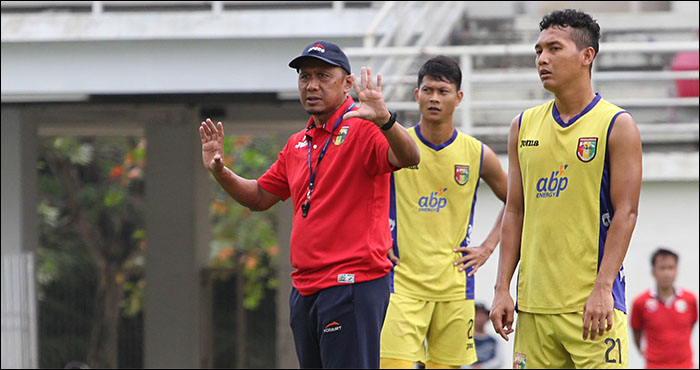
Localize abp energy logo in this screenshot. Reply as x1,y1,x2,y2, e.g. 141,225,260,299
418,187,448,213
536,165,569,198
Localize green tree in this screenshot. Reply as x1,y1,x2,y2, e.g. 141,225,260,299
37,133,281,368
37,136,146,368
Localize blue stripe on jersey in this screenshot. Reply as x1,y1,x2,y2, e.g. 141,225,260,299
460,143,484,299
415,124,458,151
553,93,602,128
515,268,520,312
389,172,398,293
599,111,629,313
518,111,524,130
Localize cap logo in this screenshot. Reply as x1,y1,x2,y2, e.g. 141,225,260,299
308,43,326,53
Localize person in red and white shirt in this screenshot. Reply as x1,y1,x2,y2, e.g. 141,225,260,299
199,40,420,369
630,248,698,369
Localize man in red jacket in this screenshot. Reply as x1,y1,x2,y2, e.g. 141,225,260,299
630,248,698,369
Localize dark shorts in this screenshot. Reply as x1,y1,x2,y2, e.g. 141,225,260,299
289,273,391,368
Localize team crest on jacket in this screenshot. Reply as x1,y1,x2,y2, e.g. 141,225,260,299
454,165,469,185
577,137,598,162
334,126,349,145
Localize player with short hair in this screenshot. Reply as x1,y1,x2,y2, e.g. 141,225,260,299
630,248,698,369
490,9,642,369
380,55,507,369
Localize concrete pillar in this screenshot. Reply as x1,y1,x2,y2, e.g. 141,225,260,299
144,111,211,368
1,107,39,369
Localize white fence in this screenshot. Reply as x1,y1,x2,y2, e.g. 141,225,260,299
1,253,38,369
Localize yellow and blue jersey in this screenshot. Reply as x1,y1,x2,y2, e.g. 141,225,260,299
517,93,628,314
389,125,483,301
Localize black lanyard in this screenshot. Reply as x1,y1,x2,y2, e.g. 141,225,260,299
301,103,355,217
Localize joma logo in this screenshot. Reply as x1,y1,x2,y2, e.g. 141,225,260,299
520,139,539,147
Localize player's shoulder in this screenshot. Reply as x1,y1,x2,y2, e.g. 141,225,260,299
633,289,653,303
455,129,483,147
597,98,636,130
520,100,554,130
524,99,554,115
284,129,309,150
455,128,475,139
597,97,627,114
678,288,698,303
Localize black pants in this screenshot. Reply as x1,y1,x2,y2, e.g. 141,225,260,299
289,273,391,368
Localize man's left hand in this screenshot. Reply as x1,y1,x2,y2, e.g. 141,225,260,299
343,67,391,126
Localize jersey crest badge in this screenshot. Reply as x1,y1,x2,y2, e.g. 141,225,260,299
334,126,350,145
577,137,598,162
454,165,469,185
675,299,688,313
645,298,658,312
514,353,527,369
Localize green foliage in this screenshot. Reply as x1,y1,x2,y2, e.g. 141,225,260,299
209,135,281,310
51,137,93,165
121,278,145,318
36,132,281,367
104,188,125,207
37,136,146,367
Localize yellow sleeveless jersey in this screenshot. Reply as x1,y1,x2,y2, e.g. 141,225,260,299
517,93,629,314
389,125,483,301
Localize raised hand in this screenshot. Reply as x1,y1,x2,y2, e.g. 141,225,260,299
343,67,391,126
199,118,226,173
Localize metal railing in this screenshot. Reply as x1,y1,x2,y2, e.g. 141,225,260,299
345,41,699,142
362,2,467,101
0,1,369,14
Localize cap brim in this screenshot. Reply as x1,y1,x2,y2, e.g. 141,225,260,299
289,55,349,74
